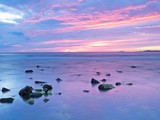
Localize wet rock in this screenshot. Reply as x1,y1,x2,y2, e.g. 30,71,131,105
25,70,33,73
56,78,62,82
96,72,101,75
131,66,137,68
115,82,121,86
116,70,122,73
29,92,43,98
101,79,107,82
27,99,34,105
127,83,133,86
83,90,90,93
43,98,49,103
98,84,115,91
0,98,14,103
106,73,111,76
19,86,33,99
43,84,52,93
1,87,10,93
58,92,62,95
91,78,100,84
35,81,46,84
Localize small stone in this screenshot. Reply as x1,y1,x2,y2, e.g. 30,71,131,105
56,78,62,82
25,70,33,73
91,78,100,84
96,72,101,75
98,84,115,91
35,81,46,84
127,83,133,86
131,66,137,68
101,79,107,82
1,87,10,93
27,99,34,105
106,73,111,76
116,70,122,73
29,78,33,80
58,92,62,95
0,98,14,103
29,92,43,98
43,98,49,103
115,82,121,86
36,65,40,68
83,90,89,93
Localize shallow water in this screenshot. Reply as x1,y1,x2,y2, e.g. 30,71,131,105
0,52,160,120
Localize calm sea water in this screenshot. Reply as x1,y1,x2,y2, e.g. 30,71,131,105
0,52,160,120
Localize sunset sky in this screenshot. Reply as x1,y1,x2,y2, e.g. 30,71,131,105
0,0,160,52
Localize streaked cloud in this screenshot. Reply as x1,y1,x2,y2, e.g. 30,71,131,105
0,4,24,24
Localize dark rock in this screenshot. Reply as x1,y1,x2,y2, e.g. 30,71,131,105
96,72,101,75
29,78,33,80
127,83,133,86
58,92,62,95
19,86,33,99
115,82,121,86
91,78,100,84
40,69,44,71
36,65,40,68
35,81,46,84
98,84,115,91
116,70,122,73
25,70,33,73
43,84,52,93
56,78,62,82
1,87,10,93
106,73,111,76
101,79,107,82
29,92,43,98
0,98,14,103
83,90,89,93
131,66,137,68
43,98,49,103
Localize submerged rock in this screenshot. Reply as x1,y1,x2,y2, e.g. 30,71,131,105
29,92,43,98
27,99,34,105
91,78,100,84
56,78,62,82
43,98,49,103
101,79,107,82
0,98,14,103
35,89,43,92
35,81,46,84
19,86,32,99
25,70,33,73
115,82,121,86
98,84,115,91
1,87,10,93
83,90,90,93
106,73,111,76
43,84,52,93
